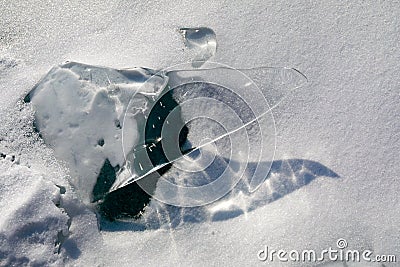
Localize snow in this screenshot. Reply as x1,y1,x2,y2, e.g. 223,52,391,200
0,1,399,267
0,160,69,266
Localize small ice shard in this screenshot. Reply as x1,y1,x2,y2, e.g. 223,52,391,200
179,27,217,68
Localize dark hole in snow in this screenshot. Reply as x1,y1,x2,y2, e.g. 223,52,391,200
97,138,105,147
92,159,119,202
114,119,121,129
92,159,118,202
56,185,66,194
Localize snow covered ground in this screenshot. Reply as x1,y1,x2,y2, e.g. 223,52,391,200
0,1,399,266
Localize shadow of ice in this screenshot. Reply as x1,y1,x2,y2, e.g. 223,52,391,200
100,158,339,231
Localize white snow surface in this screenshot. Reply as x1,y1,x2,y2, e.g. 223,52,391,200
0,1,399,267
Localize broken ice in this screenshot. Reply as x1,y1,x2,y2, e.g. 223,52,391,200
26,61,307,218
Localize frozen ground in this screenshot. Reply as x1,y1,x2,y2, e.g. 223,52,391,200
0,1,399,266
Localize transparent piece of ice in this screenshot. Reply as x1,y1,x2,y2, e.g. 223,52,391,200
114,62,308,207
179,27,217,68
26,60,307,209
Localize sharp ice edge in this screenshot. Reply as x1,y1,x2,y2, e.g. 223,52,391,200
110,66,308,192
